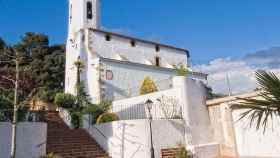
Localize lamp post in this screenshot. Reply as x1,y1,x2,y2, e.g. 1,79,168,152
145,99,155,158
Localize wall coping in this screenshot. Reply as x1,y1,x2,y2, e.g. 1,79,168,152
206,91,261,106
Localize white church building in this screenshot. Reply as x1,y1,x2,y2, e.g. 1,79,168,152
64,0,207,103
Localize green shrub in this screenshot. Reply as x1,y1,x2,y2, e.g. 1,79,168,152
175,144,188,158
96,112,119,124
83,104,105,124
174,64,189,76
38,89,58,103
54,93,76,109
140,76,158,95
83,100,112,124
70,111,83,129
40,153,62,158
0,96,29,122
0,96,13,121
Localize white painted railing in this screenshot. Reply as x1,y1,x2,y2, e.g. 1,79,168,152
58,107,72,128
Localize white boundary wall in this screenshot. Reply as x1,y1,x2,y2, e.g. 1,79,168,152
233,109,280,157
207,92,280,157
0,122,47,158
83,119,185,158
109,77,219,157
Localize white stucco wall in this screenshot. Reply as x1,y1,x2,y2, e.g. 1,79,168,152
83,119,185,158
111,77,218,157
172,77,214,148
68,0,100,35
0,122,47,158
101,59,174,100
232,110,280,157
207,92,280,157
90,31,188,67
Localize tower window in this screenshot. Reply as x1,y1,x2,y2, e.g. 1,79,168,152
130,40,136,47
105,34,111,41
155,45,160,52
87,2,93,19
155,56,160,66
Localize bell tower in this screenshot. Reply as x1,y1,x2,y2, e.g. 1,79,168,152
65,0,101,97
68,0,100,36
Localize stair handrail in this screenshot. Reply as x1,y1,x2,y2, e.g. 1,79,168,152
83,115,119,148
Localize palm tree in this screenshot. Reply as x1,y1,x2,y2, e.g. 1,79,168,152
231,70,280,132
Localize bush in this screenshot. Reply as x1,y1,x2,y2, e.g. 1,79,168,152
0,96,13,121
70,111,83,129
0,96,29,122
38,89,58,103
175,145,188,158
140,76,158,95
40,153,62,158
54,93,76,109
83,100,112,124
96,112,119,124
174,64,189,76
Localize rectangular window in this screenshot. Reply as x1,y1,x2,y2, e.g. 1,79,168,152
156,45,160,52
130,40,136,47
105,35,111,41
155,56,160,66
87,2,93,19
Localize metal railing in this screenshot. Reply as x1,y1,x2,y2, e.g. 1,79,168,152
0,109,46,122
112,97,183,120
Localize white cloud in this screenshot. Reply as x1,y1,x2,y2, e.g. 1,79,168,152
194,48,280,95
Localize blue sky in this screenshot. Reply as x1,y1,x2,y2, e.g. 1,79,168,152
0,0,280,64
1,0,280,93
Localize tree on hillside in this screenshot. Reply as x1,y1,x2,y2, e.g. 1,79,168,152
0,37,5,49
0,33,65,103
231,70,280,132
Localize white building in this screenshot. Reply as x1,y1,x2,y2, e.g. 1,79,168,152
65,0,207,103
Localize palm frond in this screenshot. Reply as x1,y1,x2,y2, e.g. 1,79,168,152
231,70,280,133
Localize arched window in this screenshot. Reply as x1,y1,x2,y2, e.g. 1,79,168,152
87,1,93,19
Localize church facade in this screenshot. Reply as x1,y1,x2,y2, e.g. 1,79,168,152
65,0,207,103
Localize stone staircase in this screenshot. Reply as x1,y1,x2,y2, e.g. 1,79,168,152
46,111,108,158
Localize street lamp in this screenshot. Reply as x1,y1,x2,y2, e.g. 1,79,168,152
145,99,155,158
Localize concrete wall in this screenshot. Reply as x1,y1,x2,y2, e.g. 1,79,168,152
0,122,47,158
208,104,238,157
111,76,218,157
207,92,280,157
233,109,280,157
83,119,185,158
194,143,221,158
172,77,214,149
